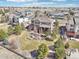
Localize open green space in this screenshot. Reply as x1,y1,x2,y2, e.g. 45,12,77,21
19,31,59,51
68,40,79,49
0,23,9,32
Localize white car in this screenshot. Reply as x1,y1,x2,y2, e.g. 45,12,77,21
70,37,79,41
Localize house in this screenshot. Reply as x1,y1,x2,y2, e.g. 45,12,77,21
31,16,55,34
8,12,32,27
66,17,75,37
8,13,19,25
66,13,79,38
18,17,32,27
8,11,22,25
48,13,65,19
25,10,32,15
48,12,68,26
24,10,34,17
74,16,79,38
54,13,65,19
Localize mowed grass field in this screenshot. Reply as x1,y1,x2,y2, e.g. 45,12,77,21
0,23,59,52
68,40,79,49
19,31,59,51
0,23,9,32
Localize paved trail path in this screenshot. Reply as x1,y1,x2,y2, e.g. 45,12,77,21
0,46,23,59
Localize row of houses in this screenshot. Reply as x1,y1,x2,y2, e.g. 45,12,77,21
8,10,33,27
8,10,57,39
8,9,79,40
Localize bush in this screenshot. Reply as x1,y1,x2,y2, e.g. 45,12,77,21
21,23,25,30
0,29,8,41
65,42,69,49
8,26,14,35
14,24,22,35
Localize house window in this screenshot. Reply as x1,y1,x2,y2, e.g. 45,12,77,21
77,30,79,32
41,22,50,25
32,21,34,23
70,28,74,31
35,21,40,24
70,25,74,27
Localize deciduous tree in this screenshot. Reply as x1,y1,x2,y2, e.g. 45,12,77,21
36,43,49,59
0,29,8,40
14,24,22,35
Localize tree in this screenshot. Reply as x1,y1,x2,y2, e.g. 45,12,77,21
55,20,59,27
54,38,64,48
54,20,59,34
35,11,38,17
8,26,14,35
66,14,70,21
55,47,65,59
65,42,69,49
14,24,22,35
36,43,49,59
69,9,74,16
0,10,4,14
0,29,8,41
54,38,65,59
1,16,6,23
4,9,9,13
21,23,25,30
44,11,47,14
50,31,57,41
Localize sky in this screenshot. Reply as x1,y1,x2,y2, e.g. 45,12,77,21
0,0,79,7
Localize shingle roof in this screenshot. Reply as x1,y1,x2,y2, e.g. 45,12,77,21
34,16,54,23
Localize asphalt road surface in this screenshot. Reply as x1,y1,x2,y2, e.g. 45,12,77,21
0,46,23,59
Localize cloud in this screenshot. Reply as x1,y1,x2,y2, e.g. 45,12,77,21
22,2,78,7
7,0,37,2
7,0,66,2
52,0,66,1
7,0,25,2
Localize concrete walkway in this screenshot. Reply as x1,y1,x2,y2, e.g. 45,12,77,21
0,46,23,59
67,49,79,59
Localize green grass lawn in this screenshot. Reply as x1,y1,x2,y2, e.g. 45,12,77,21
68,40,79,49
19,31,59,51
0,23,59,51
0,23,60,52
0,23,9,32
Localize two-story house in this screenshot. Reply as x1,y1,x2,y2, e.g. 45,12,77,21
31,16,55,34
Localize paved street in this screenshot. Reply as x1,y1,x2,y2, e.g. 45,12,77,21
0,46,23,59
